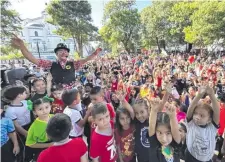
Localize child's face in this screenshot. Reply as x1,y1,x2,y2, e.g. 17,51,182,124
85,86,92,93
94,110,110,130
133,105,148,123
131,89,136,96
34,102,51,119
52,90,63,100
90,94,104,104
34,80,46,93
87,76,92,80
193,106,211,126
111,94,119,102
188,87,195,96
179,125,186,140
112,78,117,83
119,113,131,130
156,124,172,146
222,78,225,85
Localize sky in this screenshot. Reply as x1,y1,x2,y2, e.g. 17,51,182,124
10,0,151,28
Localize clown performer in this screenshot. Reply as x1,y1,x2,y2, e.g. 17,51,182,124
11,35,102,89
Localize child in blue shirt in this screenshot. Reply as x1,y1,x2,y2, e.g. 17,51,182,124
1,101,20,162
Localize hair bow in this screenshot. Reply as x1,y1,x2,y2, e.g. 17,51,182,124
43,95,54,102
27,100,33,111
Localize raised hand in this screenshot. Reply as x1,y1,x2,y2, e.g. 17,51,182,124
165,82,173,94
165,102,176,118
116,90,126,102
206,85,215,97
11,35,24,49
150,98,162,112
198,85,207,96
46,73,53,82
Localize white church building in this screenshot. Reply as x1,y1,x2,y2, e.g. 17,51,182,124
20,11,96,60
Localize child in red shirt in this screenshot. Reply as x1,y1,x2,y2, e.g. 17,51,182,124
115,98,136,162
90,86,115,133
111,77,118,92
37,113,88,162
51,84,65,114
90,103,118,162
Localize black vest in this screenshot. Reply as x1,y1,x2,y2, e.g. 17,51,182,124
50,61,75,84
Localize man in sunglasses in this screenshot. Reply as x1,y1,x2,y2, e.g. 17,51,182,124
11,35,102,89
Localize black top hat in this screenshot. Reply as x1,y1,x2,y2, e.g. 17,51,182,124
54,43,70,53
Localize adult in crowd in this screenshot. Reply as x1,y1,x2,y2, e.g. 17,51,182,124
11,35,102,89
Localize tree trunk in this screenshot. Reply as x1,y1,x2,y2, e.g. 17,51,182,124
77,34,83,58
187,43,192,53
72,36,78,52
80,34,83,58
156,37,161,53
125,46,130,55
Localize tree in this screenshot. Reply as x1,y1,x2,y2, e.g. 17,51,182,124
0,45,24,60
1,1,21,44
46,1,98,57
183,1,225,49
140,2,174,52
100,0,140,54
168,2,199,52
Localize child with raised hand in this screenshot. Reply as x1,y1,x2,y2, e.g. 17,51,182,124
133,83,171,162
132,98,150,162
185,85,220,162
1,101,20,162
148,99,181,162
37,113,88,162
25,96,54,161
115,91,136,162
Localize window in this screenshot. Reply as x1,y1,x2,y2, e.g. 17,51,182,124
21,32,23,36
34,31,38,36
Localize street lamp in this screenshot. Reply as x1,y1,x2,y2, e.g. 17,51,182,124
36,41,41,58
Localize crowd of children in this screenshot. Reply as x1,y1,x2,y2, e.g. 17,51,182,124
1,51,225,162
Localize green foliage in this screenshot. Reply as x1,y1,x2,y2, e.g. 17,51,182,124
46,1,98,57
0,45,24,60
140,2,175,51
183,1,225,47
140,1,225,50
169,2,199,40
103,0,135,22
1,1,21,43
100,0,140,54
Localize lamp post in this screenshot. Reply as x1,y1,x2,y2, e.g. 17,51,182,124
36,41,41,58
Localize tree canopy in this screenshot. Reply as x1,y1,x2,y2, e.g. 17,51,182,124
99,0,141,54
1,1,21,43
46,0,98,57
140,1,225,51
